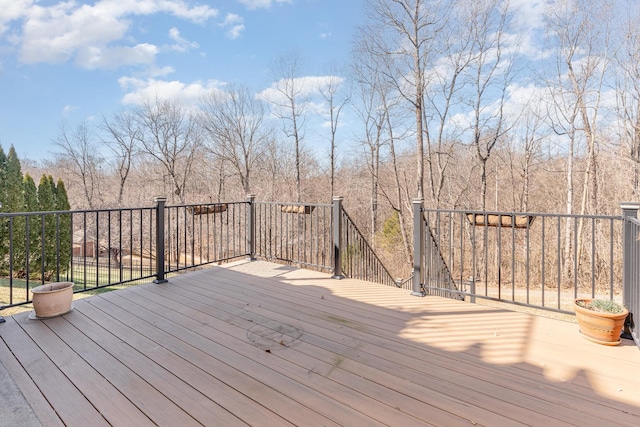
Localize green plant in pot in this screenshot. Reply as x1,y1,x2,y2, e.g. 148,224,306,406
574,298,629,346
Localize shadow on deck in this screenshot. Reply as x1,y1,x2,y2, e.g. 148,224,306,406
1,260,639,426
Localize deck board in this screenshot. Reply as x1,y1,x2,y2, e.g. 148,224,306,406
1,260,639,426
73,300,292,427
0,323,64,427
182,266,629,426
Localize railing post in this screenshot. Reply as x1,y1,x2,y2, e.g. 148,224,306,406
621,202,639,339
246,194,256,261
412,198,425,297
0,201,3,322
154,197,168,284
332,196,344,279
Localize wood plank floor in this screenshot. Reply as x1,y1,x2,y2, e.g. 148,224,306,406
1,260,640,426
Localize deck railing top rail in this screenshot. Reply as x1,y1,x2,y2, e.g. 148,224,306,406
425,207,622,221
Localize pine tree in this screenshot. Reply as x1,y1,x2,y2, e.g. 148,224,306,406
23,175,39,211
5,147,24,213
1,146,24,275
0,147,71,280
37,175,57,279
0,144,7,209
21,174,39,277
0,145,7,274
55,179,72,277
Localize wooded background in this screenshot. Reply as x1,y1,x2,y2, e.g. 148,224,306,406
11,0,640,278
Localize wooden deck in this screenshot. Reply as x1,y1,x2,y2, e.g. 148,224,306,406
1,260,639,426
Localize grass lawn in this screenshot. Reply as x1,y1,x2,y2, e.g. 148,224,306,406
1,264,156,316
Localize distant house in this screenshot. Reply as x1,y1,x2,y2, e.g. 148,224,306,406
72,229,96,258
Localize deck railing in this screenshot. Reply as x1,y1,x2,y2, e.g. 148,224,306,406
163,200,250,274
411,200,640,349
3,196,637,350
1,196,398,311
0,199,252,308
622,204,640,347
415,201,628,315
0,206,160,308
253,200,333,271
410,199,460,299
251,197,397,288
340,206,397,287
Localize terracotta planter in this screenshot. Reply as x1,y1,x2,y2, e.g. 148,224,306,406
280,204,315,214
188,204,227,215
31,282,74,319
574,298,628,346
466,213,535,228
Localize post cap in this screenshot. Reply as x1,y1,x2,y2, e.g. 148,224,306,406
621,202,640,211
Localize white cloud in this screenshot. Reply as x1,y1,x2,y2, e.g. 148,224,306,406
238,0,293,10
226,24,245,39
149,65,176,78
62,104,78,116
7,0,217,69
92,0,218,25
258,75,344,103
258,75,345,122
168,27,199,52
510,0,546,31
118,76,225,105
220,13,245,39
77,43,158,69
0,0,31,35
319,32,331,39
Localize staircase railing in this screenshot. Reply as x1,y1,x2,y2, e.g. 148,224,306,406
339,205,397,287
410,199,460,299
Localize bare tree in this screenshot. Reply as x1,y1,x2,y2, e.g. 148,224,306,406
504,104,546,212
131,98,202,204
383,103,414,269
363,0,450,200
544,0,612,280
101,112,138,206
53,122,103,209
614,8,640,197
318,73,349,199
463,0,517,210
351,54,389,244
260,137,294,201
424,2,474,208
266,51,309,202
545,0,612,215
199,84,273,194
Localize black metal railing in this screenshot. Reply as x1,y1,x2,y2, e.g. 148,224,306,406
0,206,159,308
422,214,460,299
418,206,624,314
1,196,400,311
0,199,254,309
70,206,159,289
340,207,397,287
7,194,636,348
622,204,640,348
408,199,459,299
253,201,333,271
163,201,249,274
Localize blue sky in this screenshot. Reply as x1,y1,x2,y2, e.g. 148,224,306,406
0,0,365,161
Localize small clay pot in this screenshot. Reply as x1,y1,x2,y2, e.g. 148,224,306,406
31,282,74,319
574,298,628,346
